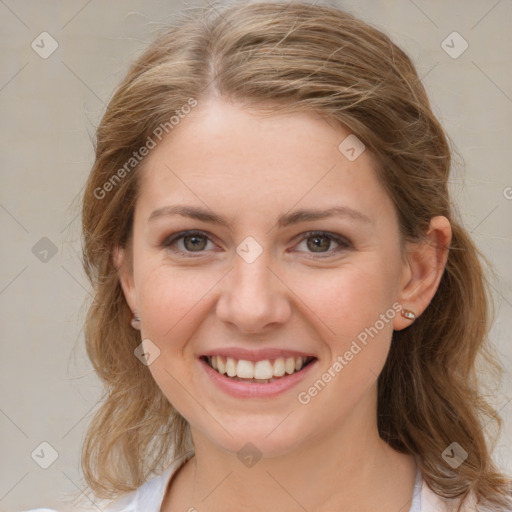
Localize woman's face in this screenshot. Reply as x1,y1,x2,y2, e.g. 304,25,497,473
118,97,414,456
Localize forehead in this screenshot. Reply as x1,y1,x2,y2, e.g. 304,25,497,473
146,99,346,169
135,98,393,226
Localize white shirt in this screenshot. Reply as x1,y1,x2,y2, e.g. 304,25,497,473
23,454,496,512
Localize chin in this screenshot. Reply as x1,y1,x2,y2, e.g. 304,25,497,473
196,415,311,460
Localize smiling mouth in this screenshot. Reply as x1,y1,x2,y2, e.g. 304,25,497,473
201,355,316,383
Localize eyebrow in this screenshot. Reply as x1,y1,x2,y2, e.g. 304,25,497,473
148,204,371,228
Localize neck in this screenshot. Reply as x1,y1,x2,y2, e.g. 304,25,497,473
163,389,417,512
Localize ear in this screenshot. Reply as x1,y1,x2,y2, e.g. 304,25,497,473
393,216,452,330
113,246,138,314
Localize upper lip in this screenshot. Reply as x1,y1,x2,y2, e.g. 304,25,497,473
200,347,316,362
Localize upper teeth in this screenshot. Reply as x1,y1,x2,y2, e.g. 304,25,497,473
208,355,311,379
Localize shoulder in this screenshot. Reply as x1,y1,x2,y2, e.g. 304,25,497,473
22,470,171,512
101,453,193,512
23,505,111,512
24,453,193,512
100,465,177,512
23,510,59,512
421,480,512,512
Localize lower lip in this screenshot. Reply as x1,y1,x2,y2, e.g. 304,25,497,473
199,357,317,398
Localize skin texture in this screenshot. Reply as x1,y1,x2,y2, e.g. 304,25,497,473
116,97,452,511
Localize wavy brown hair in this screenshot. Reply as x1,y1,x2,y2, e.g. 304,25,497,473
80,1,512,508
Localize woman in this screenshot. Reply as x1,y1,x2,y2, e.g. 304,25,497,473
28,1,512,511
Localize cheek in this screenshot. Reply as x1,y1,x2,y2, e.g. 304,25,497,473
292,260,401,410
136,264,217,342
134,267,213,417
294,258,399,346
293,263,398,420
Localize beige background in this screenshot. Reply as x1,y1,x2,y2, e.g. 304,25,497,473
0,0,511,510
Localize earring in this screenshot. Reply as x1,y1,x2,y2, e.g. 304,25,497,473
401,309,416,320
131,313,141,330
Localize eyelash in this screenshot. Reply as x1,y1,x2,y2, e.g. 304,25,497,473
161,230,352,258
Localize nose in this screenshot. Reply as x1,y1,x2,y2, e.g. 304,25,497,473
216,253,292,334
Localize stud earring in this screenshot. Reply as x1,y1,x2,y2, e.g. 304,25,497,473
401,309,416,320
131,313,141,330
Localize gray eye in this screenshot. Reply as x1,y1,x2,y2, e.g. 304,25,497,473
182,234,208,251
